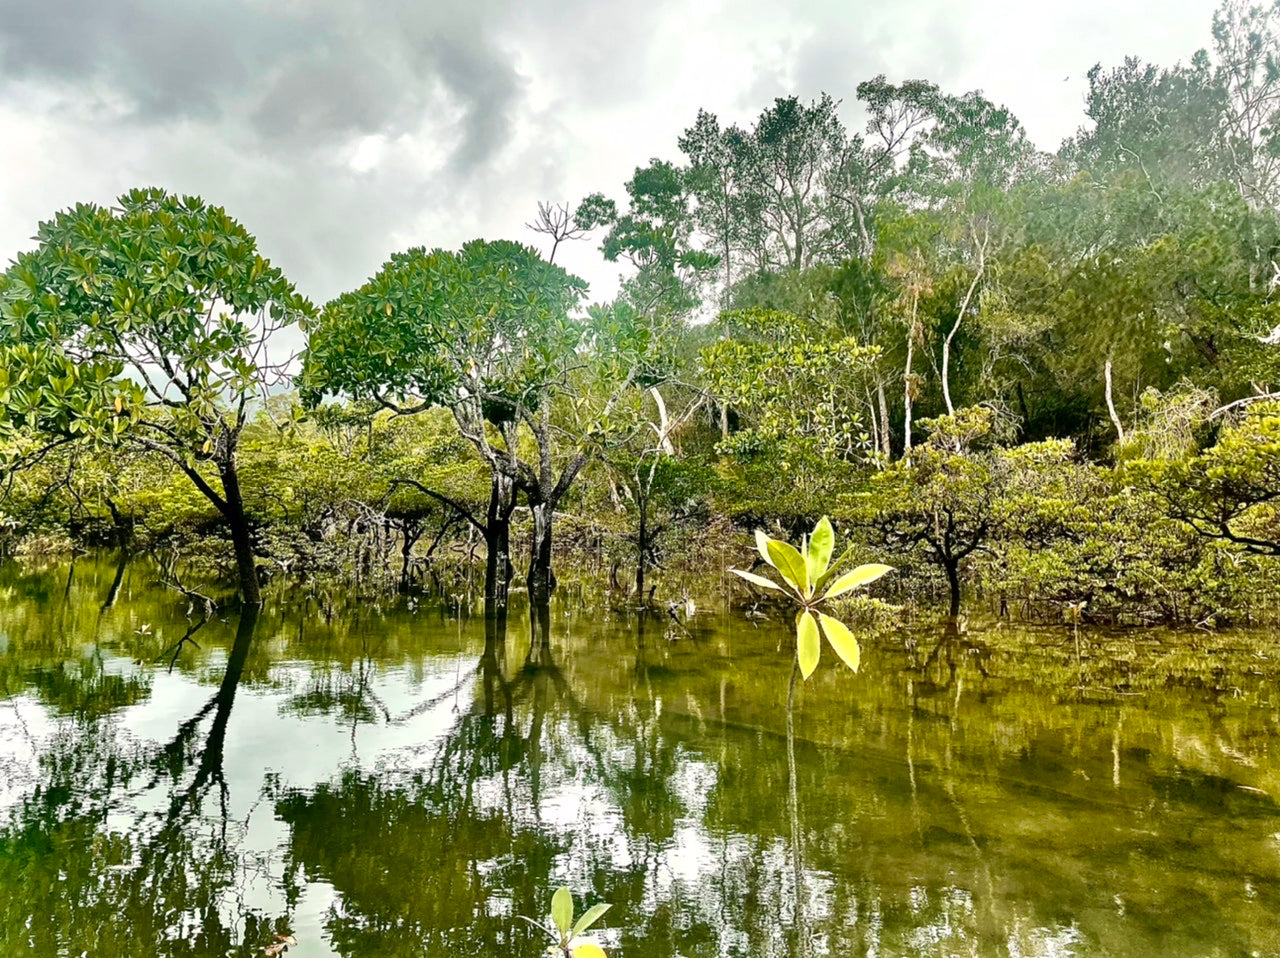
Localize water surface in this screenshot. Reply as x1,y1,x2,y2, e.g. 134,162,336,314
2,556,1279,957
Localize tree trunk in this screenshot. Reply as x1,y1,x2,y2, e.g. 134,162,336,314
877,380,892,460
104,496,133,550
944,558,962,618
942,229,987,418
219,460,261,607
398,522,425,591
1104,359,1126,445
527,499,556,606
636,494,649,596
903,330,916,461
484,473,515,619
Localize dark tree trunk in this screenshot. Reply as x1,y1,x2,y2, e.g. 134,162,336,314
527,499,555,606
944,558,962,618
484,472,516,620
635,493,649,596
104,497,133,550
634,494,655,599
398,521,422,591
219,460,261,607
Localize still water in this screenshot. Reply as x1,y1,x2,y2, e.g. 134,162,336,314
2,555,1280,957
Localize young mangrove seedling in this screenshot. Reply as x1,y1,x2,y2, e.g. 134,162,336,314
731,516,892,680
522,886,611,957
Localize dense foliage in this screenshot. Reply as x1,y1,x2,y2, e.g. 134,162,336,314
7,0,1280,625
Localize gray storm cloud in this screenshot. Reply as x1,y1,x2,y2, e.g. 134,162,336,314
0,0,1219,308
0,0,530,168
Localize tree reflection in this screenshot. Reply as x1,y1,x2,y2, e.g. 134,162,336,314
273,610,563,956
0,607,290,957
3,561,1280,956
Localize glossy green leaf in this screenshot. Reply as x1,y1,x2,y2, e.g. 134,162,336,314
821,563,893,600
797,610,820,679
817,612,861,673
814,545,854,593
729,568,783,591
768,539,809,595
754,528,775,567
552,887,573,936
570,903,611,939
806,517,834,583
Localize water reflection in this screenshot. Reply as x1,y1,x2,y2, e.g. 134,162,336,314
0,601,287,956
0,556,1279,956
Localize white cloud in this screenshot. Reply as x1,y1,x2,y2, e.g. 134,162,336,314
0,0,1221,309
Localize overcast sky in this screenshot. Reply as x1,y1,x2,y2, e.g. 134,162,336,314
0,0,1220,307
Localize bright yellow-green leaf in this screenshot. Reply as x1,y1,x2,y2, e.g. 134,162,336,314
797,610,820,679
572,945,608,958
817,612,860,673
814,545,854,593
571,903,611,939
754,528,775,567
821,563,893,600
768,539,809,595
730,568,783,591
552,887,573,936
806,516,834,583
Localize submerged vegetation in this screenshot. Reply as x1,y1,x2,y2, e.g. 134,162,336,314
6,0,1280,630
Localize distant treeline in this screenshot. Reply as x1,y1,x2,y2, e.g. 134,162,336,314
5,0,1280,624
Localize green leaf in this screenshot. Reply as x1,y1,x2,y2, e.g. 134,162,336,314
552,887,573,936
729,568,783,591
797,610,820,679
570,903,611,939
806,516,834,582
817,612,861,673
814,545,855,593
754,528,775,567
768,539,809,595
821,563,893,600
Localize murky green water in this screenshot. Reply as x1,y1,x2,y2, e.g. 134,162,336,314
2,556,1280,956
